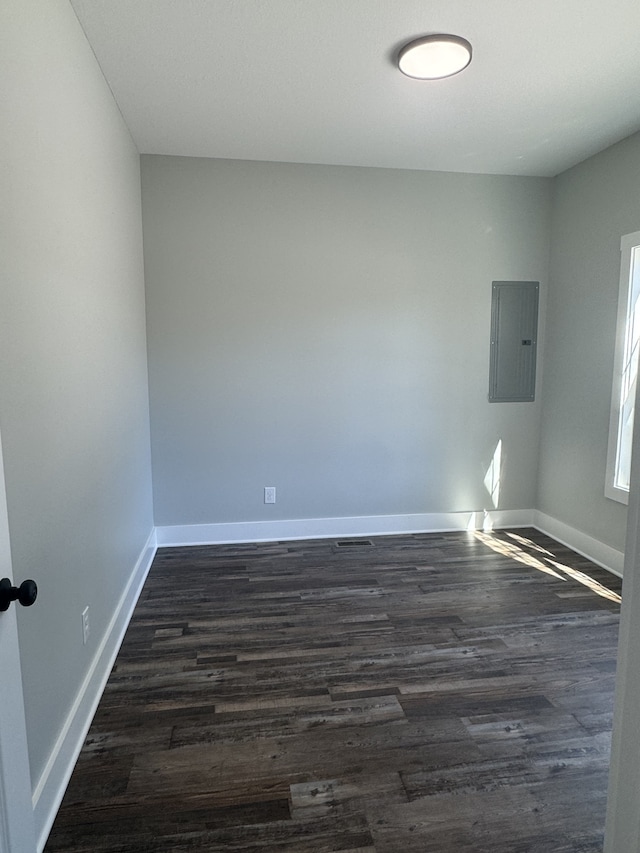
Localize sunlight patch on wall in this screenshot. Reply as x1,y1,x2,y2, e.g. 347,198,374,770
483,440,502,508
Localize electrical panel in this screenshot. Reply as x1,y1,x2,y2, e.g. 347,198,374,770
489,281,539,403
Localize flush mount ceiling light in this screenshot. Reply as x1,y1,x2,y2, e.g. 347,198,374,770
398,34,472,80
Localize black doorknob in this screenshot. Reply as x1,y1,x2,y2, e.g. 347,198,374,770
0,578,38,612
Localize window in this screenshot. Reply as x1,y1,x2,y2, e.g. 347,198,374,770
606,231,640,504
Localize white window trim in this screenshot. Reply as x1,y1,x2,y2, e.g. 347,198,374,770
605,230,640,504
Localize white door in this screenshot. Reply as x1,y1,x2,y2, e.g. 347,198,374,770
0,430,37,853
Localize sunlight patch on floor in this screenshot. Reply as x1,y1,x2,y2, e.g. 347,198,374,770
505,531,556,558
473,530,622,603
547,559,622,604
473,531,565,579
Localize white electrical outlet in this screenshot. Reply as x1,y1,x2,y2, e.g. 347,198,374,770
264,486,276,504
82,606,90,645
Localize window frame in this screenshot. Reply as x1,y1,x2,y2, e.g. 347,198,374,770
605,230,640,504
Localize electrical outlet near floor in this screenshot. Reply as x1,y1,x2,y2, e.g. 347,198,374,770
82,606,90,645
264,486,276,504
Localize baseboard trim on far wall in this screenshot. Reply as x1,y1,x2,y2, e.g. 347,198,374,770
533,510,624,577
32,528,158,853
156,509,625,576
155,510,535,548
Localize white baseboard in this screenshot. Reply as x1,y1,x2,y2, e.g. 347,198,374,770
155,509,535,547
33,528,157,852
533,510,624,577
156,510,624,577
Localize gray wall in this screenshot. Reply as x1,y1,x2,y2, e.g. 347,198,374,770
4,0,635,795
537,132,640,552
1,0,154,785
142,156,552,527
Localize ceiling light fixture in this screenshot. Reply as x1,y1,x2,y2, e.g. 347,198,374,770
398,34,472,80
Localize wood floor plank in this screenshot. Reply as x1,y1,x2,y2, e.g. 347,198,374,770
44,528,622,852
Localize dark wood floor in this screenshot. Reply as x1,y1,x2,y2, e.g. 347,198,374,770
44,528,623,853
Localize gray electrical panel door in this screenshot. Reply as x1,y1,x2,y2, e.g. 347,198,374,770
489,281,539,402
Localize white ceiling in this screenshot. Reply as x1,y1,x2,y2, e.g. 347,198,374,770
69,0,640,177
